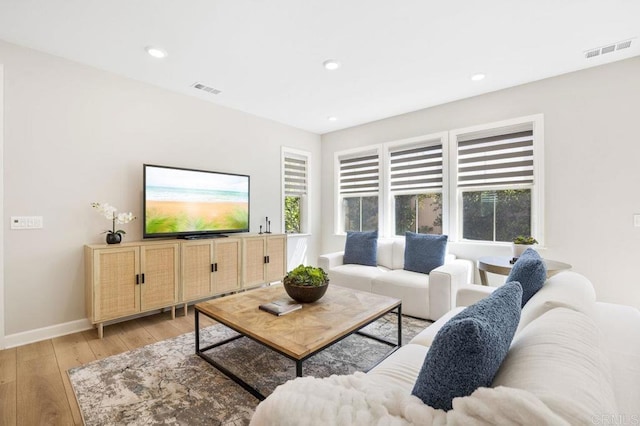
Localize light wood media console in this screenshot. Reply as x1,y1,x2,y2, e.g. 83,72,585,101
84,234,287,338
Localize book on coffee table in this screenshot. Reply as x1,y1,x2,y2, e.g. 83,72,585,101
259,298,302,316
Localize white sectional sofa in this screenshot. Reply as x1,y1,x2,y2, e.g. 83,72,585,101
251,271,640,425
318,238,474,321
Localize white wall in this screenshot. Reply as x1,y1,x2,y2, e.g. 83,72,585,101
0,40,321,343
0,65,5,349
320,56,640,308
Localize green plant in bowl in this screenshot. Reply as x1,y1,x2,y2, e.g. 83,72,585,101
283,265,329,303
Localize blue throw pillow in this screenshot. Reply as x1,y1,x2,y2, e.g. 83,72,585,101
411,281,522,411
506,248,547,306
343,231,378,266
404,232,448,274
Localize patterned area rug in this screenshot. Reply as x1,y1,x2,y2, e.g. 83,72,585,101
68,314,430,425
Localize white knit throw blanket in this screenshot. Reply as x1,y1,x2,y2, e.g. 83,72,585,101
250,372,568,426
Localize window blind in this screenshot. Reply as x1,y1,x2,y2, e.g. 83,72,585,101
339,154,379,194
457,129,534,187
389,144,443,192
284,155,307,196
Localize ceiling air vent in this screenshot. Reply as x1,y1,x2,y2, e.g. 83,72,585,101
617,40,632,50
191,82,221,95
585,38,634,59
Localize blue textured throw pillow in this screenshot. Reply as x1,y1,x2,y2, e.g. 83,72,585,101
506,248,547,307
343,231,378,266
404,232,448,274
411,281,522,411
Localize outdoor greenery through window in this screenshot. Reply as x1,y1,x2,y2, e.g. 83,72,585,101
395,194,442,235
283,149,309,234
284,196,301,233
462,189,531,241
343,196,378,232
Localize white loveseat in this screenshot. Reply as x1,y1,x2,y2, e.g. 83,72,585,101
318,238,474,321
251,271,640,425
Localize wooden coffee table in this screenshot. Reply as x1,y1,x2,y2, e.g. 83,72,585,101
195,284,402,400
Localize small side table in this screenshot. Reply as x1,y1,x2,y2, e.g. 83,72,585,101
477,256,572,286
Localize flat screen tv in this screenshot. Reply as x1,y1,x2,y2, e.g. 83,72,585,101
143,164,250,239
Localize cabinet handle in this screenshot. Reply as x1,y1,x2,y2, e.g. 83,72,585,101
135,274,140,285
211,264,214,273
267,255,270,263
141,273,145,284
264,256,268,264
215,263,218,272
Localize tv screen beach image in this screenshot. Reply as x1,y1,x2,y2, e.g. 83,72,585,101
145,167,249,235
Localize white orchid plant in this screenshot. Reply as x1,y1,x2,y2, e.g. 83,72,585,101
91,202,136,236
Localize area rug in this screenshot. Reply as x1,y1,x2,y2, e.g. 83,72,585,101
68,314,429,426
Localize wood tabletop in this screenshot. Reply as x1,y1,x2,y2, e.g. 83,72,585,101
195,284,401,360
477,256,572,285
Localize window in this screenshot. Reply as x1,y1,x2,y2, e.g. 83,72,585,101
451,115,543,243
389,142,444,236
282,148,310,234
337,150,380,232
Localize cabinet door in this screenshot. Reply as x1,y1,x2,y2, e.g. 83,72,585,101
213,238,241,294
181,241,214,302
242,237,266,288
94,247,140,321
140,243,179,311
266,235,287,282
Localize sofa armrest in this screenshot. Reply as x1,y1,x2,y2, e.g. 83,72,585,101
318,251,345,271
428,259,474,320
456,284,496,307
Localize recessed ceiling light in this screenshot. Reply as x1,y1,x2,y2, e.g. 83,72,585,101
323,59,341,71
146,46,167,59
328,116,338,122
471,73,486,81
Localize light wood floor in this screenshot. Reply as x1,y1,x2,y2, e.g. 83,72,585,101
0,307,217,426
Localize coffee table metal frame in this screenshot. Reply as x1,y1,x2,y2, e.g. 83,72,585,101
195,300,402,401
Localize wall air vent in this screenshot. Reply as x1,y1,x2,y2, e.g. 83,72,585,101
191,82,221,95
585,38,634,59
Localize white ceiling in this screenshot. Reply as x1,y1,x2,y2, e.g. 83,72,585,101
0,1,639,134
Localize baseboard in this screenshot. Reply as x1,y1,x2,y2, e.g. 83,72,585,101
4,318,93,349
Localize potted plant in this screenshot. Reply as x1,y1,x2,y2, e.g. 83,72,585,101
282,264,330,303
512,235,538,258
91,202,136,244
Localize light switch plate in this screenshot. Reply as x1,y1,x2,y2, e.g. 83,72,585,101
10,216,43,229
635,214,640,227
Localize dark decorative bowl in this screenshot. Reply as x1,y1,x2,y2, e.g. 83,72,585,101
283,281,329,303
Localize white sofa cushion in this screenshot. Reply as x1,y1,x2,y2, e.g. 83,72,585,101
367,343,429,393
392,239,405,270
328,265,388,292
371,270,430,319
410,307,465,347
493,307,618,424
376,239,395,269
518,271,596,332
594,302,640,416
